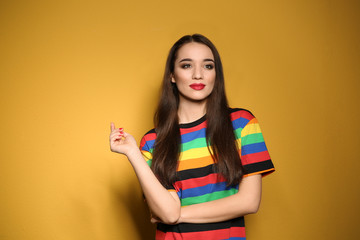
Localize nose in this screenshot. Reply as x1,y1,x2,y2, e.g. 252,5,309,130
192,66,203,80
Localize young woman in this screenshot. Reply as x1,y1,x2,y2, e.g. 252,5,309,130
109,34,275,240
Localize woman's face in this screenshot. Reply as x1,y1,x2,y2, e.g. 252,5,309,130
171,42,216,104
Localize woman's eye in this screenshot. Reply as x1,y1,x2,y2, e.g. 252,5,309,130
181,64,191,69
205,64,214,69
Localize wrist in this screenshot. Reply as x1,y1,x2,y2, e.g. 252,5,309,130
125,147,142,161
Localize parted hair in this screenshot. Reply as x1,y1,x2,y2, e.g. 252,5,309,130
152,34,245,188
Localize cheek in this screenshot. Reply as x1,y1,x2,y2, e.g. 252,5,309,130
174,71,190,83
208,75,216,91
209,73,216,85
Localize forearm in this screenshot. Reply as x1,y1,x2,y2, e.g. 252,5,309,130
179,174,262,224
126,149,180,224
109,125,180,224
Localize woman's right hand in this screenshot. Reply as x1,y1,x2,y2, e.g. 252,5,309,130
110,123,181,224
109,122,138,156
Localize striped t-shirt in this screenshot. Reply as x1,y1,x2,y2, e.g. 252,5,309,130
140,108,275,240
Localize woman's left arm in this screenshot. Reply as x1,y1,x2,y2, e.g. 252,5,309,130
177,174,262,224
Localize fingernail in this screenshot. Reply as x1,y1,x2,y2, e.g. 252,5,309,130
119,128,123,131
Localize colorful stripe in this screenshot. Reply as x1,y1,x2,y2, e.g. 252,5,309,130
139,108,274,240
156,227,246,240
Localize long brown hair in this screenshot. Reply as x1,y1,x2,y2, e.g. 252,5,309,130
152,34,244,188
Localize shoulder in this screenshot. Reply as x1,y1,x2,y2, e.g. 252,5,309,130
140,128,157,150
229,108,256,121
143,128,156,136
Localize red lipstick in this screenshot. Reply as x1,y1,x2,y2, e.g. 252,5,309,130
190,83,205,90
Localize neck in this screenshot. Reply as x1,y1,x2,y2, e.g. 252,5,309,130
177,98,207,124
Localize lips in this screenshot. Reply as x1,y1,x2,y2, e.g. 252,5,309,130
189,83,205,90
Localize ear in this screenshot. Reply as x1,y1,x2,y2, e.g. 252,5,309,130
170,74,176,83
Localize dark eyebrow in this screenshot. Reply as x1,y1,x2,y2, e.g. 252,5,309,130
179,58,215,63
179,58,192,63
204,58,215,62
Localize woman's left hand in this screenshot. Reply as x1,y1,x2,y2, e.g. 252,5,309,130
150,216,161,224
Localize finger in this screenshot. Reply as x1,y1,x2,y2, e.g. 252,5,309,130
110,136,122,144
110,131,124,140
110,128,123,136
150,217,159,224
114,135,122,141
111,130,125,138
110,122,115,132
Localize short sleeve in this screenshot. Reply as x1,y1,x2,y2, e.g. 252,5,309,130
231,108,275,177
240,115,275,177
139,133,154,167
139,129,176,190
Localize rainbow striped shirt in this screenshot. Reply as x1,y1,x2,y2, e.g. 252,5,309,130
140,108,275,240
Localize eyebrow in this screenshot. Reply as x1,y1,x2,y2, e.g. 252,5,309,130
179,58,215,63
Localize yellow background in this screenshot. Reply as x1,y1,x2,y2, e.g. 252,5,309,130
1,0,359,239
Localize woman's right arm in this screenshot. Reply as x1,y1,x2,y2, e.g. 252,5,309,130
109,122,181,224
